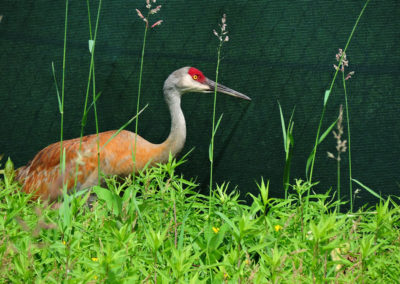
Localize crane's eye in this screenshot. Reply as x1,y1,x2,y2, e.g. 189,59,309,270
192,75,198,80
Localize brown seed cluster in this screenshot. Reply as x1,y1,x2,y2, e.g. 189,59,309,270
327,105,347,161
136,0,163,29
333,48,355,80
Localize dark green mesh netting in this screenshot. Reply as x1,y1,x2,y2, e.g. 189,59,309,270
1,0,399,208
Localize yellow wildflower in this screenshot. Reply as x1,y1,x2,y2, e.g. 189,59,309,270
212,227,220,234
274,225,283,232
91,257,98,262
62,240,66,245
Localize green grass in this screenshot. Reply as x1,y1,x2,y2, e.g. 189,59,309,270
1,157,400,282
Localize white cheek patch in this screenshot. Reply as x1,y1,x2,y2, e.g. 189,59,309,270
179,75,210,93
179,75,192,89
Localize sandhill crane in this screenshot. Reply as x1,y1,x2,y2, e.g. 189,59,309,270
16,67,251,201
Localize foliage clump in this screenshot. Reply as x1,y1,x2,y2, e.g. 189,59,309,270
1,158,399,283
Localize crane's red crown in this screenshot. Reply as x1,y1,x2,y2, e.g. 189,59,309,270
188,67,206,83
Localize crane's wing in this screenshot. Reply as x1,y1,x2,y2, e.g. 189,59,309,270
16,132,103,200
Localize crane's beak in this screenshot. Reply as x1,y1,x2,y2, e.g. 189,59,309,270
205,78,251,101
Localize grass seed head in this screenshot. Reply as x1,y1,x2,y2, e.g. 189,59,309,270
334,48,355,80
214,13,229,42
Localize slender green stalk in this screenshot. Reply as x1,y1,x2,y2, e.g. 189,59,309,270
209,13,228,217
209,42,222,215
208,15,228,281
308,0,370,183
337,158,341,212
54,0,72,241
73,0,103,189
78,0,94,138
90,0,103,185
207,47,221,281
342,71,353,212
59,0,68,176
132,20,149,177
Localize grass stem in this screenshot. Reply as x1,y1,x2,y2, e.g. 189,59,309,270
342,71,353,212
73,0,103,189
337,158,341,212
133,22,149,178
209,42,222,216
91,0,103,185
308,0,370,183
59,0,68,177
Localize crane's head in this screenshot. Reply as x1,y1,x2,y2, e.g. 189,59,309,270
164,67,251,101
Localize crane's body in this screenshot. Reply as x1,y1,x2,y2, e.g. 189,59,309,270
16,130,175,200
16,67,250,201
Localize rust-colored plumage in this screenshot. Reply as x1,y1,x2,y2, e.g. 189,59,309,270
17,130,170,200
17,67,250,201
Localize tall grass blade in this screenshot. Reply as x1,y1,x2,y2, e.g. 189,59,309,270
278,101,287,149
323,90,331,107
58,0,68,172
352,179,384,201
318,118,338,145
306,118,338,177
51,62,62,113
342,71,354,212
133,21,149,177
212,114,224,136
101,104,149,150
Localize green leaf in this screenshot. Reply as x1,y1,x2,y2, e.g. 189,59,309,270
318,118,338,145
93,186,122,216
277,103,295,196
88,39,95,54
306,118,338,176
215,211,240,241
256,178,269,208
278,101,287,151
209,223,228,250
288,126,294,146
305,148,315,178
59,199,71,230
352,179,384,201
51,61,62,114
213,114,224,136
324,89,331,106
248,242,269,253
81,111,88,127
4,157,15,185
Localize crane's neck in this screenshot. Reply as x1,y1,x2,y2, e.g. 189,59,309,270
162,89,186,160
